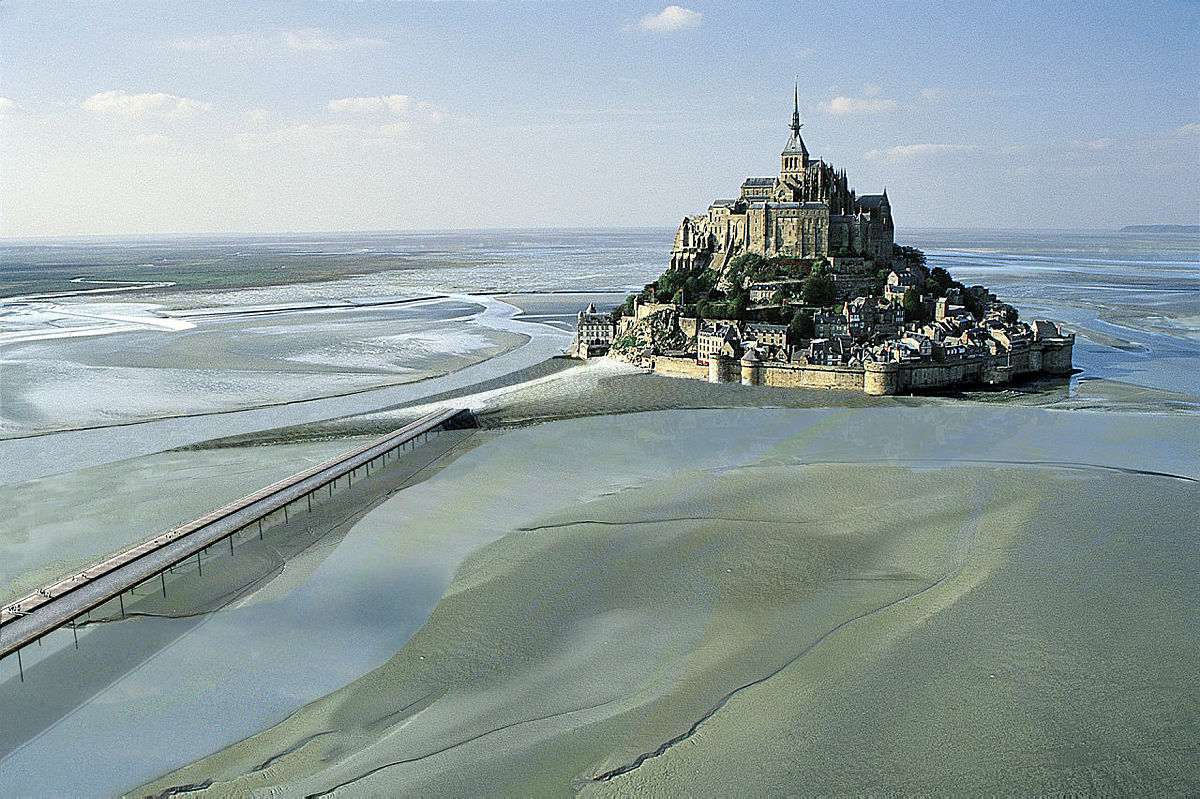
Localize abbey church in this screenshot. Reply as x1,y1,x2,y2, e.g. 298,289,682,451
670,87,894,272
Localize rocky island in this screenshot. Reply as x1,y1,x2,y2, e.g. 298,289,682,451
572,88,1074,395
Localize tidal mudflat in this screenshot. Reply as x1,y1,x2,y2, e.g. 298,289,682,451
0,436,371,608
0,299,524,437
131,407,1199,796
0,429,480,794
2,229,1197,795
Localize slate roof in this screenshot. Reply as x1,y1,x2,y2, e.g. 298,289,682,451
782,131,809,157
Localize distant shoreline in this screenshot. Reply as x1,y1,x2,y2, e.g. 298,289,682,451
1118,224,1200,234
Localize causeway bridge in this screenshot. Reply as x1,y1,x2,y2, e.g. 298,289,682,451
0,407,473,681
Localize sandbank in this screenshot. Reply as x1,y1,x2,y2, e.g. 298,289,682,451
138,408,1200,796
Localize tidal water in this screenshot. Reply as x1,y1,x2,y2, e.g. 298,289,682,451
908,228,1200,397
0,228,1196,794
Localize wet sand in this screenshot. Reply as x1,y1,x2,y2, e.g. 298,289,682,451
0,437,372,608
137,407,1200,796
0,298,526,437
0,429,486,794
2,227,1197,794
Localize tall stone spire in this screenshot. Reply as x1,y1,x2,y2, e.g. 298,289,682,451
781,79,809,174
791,78,801,134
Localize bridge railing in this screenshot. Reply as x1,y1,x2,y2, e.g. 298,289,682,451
0,407,472,672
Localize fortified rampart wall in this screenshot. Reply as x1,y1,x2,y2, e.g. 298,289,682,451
646,336,1074,396
652,356,709,380
757,362,866,390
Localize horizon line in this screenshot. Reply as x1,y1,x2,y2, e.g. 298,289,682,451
3,224,1183,245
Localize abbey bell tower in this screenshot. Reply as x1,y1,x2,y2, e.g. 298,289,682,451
780,81,809,181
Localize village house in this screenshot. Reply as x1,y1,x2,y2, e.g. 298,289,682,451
814,311,851,338
748,280,804,304
696,321,741,365
573,303,617,358
742,322,789,353
884,268,920,303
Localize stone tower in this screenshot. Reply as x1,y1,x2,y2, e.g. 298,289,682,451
780,81,808,181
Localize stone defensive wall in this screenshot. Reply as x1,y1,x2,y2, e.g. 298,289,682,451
651,355,709,380
647,336,1073,396
755,362,866,391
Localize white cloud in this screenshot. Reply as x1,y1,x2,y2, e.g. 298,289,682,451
920,87,948,101
170,33,256,53
1072,137,1114,150
0,97,20,114
638,6,702,33
84,90,212,119
795,47,815,59
232,119,425,153
328,94,447,124
232,123,360,152
232,93,448,153
328,96,389,114
1169,122,1200,139
819,95,899,115
169,29,387,55
281,28,388,52
133,132,171,146
865,143,983,159
1133,122,1200,154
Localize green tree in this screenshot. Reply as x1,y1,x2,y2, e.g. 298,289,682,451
895,245,926,270
788,309,815,344
902,286,925,322
802,274,837,307
733,292,750,319
726,252,767,289
930,266,954,291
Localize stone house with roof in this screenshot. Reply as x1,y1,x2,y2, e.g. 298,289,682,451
696,321,741,365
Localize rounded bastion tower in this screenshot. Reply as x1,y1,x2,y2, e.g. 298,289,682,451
863,361,901,396
740,348,763,386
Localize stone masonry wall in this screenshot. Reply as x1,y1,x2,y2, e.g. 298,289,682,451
759,363,866,390
652,356,709,381
645,338,1074,395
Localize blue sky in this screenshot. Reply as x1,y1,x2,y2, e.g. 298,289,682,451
1,1,1197,235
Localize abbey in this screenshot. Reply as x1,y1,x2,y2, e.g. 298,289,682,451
670,87,894,272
